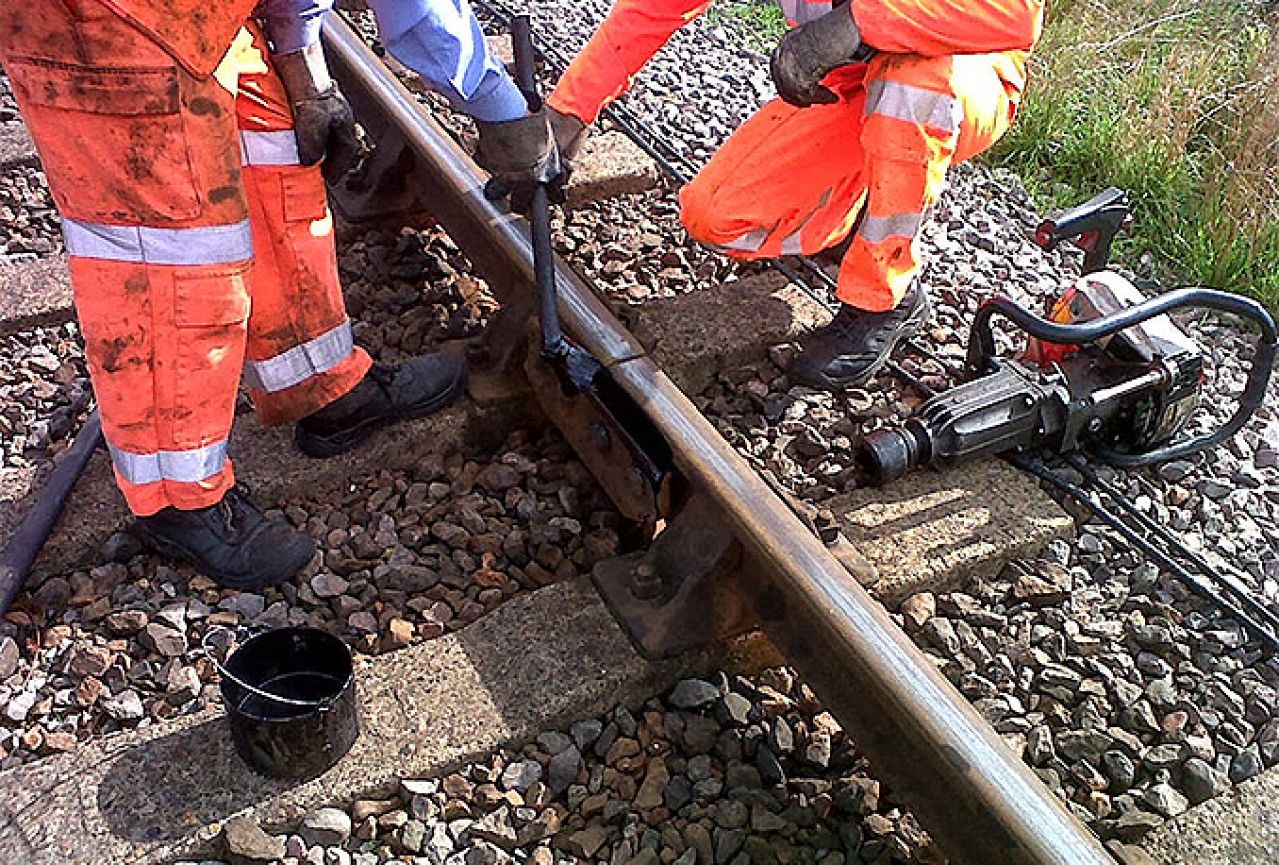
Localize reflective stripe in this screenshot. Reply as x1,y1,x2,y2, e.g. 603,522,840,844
779,227,806,256
858,212,923,244
718,227,771,254
63,219,253,266
243,318,355,393
241,130,301,167
777,0,832,25
865,80,961,135
107,440,228,486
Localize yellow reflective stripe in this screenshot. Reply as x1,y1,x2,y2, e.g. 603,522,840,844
63,219,253,266
242,318,355,393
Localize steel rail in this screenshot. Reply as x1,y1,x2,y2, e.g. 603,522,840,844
321,15,1116,864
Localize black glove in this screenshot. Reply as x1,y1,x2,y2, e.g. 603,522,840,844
476,109,567,212
291,86,362,183
275,43,365,183
770,5,874,107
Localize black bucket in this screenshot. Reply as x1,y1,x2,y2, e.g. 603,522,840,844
213,627,360,780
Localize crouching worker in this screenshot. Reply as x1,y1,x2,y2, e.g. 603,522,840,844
548,0,1043,390
0,0,558,589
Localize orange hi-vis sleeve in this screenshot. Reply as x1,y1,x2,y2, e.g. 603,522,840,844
547,0,713,124
851,0,1044,57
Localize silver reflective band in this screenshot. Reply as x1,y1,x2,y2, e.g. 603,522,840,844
718,227,771,254
241,130,302,167
107,440,228,486
779,227,806,256
777,0,833,25
63,219,254,266
865,80,961,134
858,211,923,243
243,318,355,393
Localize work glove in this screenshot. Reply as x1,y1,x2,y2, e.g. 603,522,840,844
274,42,363,183
477,109,566,212
770,5,874,107
549,106,589,165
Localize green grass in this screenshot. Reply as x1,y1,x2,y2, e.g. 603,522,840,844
987,0,1279,309
706,0,787,53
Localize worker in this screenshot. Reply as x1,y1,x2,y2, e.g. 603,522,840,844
547,0,1043,390
0,0,558,590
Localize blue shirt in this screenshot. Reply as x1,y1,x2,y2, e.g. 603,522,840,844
262,0,528,122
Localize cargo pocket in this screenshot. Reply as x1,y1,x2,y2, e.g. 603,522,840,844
6,58,203,222
281,169,329,224
172,265,252,448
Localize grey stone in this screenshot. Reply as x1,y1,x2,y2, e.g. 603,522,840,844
222,816,285,865
471,805,517,850
1229,746,1264,784
1143,783,1189,818
500,758,542,792
299,808,352,847
1182,757,1230,804
547,745,582,794
0,636,18,680
670,678,721,709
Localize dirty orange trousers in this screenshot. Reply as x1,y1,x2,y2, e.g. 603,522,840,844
681,54,1021,311
0,2,371,516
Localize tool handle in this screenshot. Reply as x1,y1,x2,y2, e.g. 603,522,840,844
0,410,103,618
509,15,543,113
1034,187,1130,274
509,14,566,358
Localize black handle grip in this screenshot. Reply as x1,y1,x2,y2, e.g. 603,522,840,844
509,15,543,113
1034,187,1130,273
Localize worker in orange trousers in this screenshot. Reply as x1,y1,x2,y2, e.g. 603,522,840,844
548,0,1044,390
0,0,559,589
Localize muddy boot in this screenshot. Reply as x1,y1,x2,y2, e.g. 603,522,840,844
294,352,466,458
789,285,931,391
135,486,315,590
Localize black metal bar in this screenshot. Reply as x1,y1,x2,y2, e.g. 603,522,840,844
1011,453,1279,652
508,15,565,359
322,16,1116,863
0,410,103,617
1063,453,1279,638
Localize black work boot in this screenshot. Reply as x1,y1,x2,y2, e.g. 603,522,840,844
294,352,466,458
135,486,315,590
789,284,931,391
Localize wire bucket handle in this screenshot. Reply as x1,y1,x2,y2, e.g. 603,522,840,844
201,625,334,710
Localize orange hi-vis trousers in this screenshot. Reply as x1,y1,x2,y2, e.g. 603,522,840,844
0,2,371,516
681,53,1021,311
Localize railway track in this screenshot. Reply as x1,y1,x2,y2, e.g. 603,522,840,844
0,9,1276,865
319,15,1115,865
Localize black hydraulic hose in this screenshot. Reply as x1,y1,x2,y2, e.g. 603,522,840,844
969,288,1277,467
1010,453,1279,652
1063,453,1279,636
0,410,103,617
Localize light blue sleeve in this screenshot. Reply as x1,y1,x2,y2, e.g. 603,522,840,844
365,0,529,122
259,0,335,54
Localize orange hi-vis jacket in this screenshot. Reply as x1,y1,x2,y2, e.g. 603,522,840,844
549,0,1044,313
0,1,370,515
100,0,259,77
550,0,1043,125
